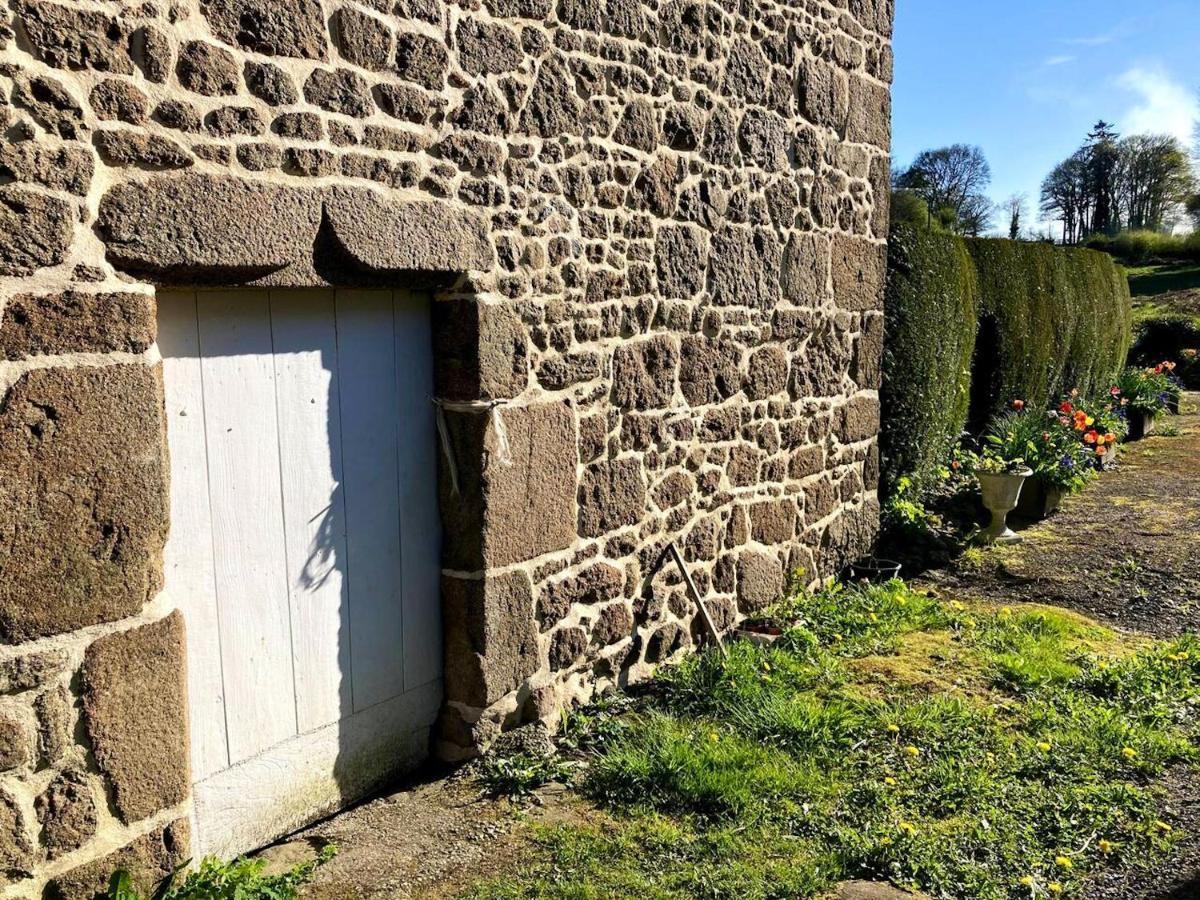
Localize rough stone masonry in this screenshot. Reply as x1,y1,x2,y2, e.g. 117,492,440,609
0,0,892,893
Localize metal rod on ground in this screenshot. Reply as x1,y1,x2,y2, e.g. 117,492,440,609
655,541,727,658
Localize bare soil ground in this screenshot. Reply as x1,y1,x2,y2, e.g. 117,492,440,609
923,396,1200,638
265,767,580,899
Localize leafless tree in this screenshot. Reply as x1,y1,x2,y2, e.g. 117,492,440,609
895,144,993,235
1116,134,1195,231
1003,194,1028,240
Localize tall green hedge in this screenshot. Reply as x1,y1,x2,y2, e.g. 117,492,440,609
881,226,978,495
882,228,1131,493
966,239,1132,424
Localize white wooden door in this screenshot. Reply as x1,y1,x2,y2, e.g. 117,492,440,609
157,289,442,859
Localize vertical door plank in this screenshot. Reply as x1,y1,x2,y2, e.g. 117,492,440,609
393,290,442,691
335,290,406,711
269,290,353,733
197,291,298,761
158,291,229,780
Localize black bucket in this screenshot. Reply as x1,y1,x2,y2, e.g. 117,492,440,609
848,558,903,583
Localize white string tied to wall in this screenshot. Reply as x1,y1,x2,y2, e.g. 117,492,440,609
431,397,513,495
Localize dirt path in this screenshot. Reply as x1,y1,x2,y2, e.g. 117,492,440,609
925,395,1200,638
271,760,585,899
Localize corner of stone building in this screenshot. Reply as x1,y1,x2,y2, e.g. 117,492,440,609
0,0,895,878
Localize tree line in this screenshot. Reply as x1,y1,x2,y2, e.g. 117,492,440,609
892,114,1199,244
1040,121,1196,244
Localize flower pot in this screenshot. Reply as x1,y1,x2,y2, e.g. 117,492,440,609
848,558,903,583
1015,477,1066,520
1097,444,1118,470
1127,409,1157,441
977,468,1032,544
736,618,784,647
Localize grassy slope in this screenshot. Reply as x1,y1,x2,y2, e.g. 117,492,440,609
1127,264,1200,301
465,582,1200,900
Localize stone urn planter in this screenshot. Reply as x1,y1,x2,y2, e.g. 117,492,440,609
1015,477,1065,521
978,467,1032,543
1126,409,1157,441
1097,443,1118,470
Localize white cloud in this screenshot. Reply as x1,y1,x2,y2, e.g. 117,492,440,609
1043,55,1075,67
1063,33,1116,47
1116,66,1199,143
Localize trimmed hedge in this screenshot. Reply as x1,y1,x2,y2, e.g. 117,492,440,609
966,238,1132,424
1130,314,1200,388
881,226,978,495
882,227,1132,492
1085,229,1200,265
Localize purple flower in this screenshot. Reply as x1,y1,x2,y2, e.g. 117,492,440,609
1060,455,1075,469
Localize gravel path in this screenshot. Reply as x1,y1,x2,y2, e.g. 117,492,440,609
925,395,1200,638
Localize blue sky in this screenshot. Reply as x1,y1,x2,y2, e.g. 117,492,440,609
891,0,1200,233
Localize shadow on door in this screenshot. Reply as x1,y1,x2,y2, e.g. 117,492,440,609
157,287,442,859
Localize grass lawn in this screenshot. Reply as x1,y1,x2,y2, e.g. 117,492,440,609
465,580,1200,900
1125,263,1200,299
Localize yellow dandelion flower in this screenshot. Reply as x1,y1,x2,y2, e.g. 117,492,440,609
1000,606,1013,617
898,821,916,836
1037,741,1052,753
1121,746,1137,760
1048,884,1063,896
886,724,900,734
951,600,965,610
1098,838,1113,854
1055,855,1073,870
1018,875,1034,887
904,745,920,757
709,732,720,742
879,837,893,846
884,777,897,786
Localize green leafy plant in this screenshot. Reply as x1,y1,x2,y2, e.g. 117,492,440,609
987,408,1095,492
883,475,936,533
1117,365,1176,416
107,846,336,900
477,752,574,798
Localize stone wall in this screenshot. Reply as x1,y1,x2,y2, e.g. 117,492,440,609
0,0,892,892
